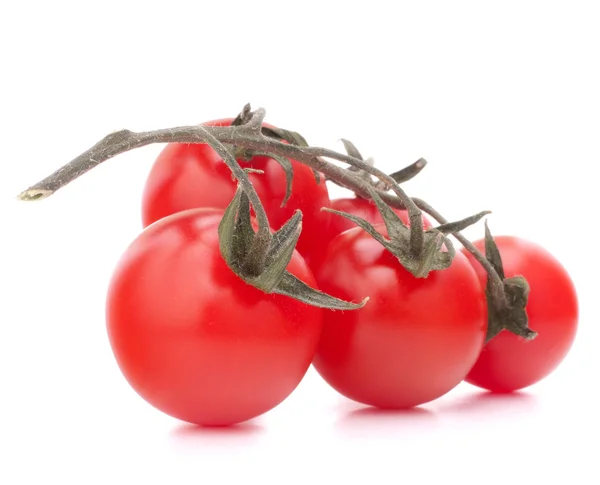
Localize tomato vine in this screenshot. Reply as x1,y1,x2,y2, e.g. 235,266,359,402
17,103,535,340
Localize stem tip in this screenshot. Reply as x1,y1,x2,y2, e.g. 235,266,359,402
17,189,54,201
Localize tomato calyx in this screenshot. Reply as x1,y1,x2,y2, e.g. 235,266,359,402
218,186,367,310
483,222,538,342
325,185,489,278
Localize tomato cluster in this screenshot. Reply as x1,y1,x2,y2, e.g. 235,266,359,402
103,118,578,427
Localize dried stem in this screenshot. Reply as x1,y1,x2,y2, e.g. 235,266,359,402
195,126,270,238
18,122,426,258
18,109,504,308
375,158,427,188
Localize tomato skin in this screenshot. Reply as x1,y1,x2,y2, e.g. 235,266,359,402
462,236,578,392
141,118,330,268
313,224,486,408
106,208,323,426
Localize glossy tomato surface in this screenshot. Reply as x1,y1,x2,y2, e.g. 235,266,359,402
106,209,323,426
462,236,578,392
141,119,330,267
314,224,487,408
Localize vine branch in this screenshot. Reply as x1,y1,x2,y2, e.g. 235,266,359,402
17,108,509,312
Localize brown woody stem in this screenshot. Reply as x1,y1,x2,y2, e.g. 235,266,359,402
195,126,270,240
17,108,503,307
375,158,427,188
18,122,427,258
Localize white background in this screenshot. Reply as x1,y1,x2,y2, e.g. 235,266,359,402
1,1,598,483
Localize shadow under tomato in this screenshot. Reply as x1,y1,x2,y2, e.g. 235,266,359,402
169,421,265,449
441,388,538,415
335,402,438,438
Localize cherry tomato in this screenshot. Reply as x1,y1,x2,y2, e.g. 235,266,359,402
313,224,487,408
106,208,323,426
141,119,330,268
312,196,433,270
462,236,578,392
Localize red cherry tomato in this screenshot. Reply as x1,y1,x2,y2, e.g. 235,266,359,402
313,224,486,408
141,119,330,268
462,236,578,392
106,208,323,426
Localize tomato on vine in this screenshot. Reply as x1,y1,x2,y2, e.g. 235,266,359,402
462,236,578,392
313,223,487,408
106,208,324,426
141,118,330,268
19,102,566,415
